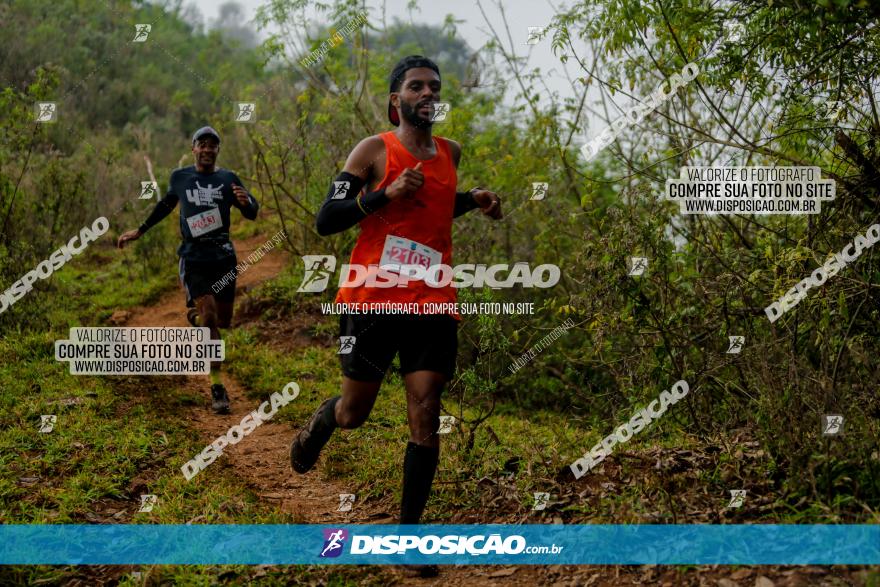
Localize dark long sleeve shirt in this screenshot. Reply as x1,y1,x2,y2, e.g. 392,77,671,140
139,165,258,261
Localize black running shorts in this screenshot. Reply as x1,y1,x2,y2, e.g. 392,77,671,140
338,313,458,382
178,256,238,306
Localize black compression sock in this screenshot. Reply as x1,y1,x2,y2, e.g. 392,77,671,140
399,441,440,524
320,396,341,429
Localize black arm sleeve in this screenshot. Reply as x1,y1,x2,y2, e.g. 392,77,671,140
138,192,179,233
454,190,479,217
315,172,391,236
231,173,259,219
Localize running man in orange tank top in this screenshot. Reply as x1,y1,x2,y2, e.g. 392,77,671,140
290,56,502,567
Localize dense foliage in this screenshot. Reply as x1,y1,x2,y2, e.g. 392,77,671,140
1,0,878,513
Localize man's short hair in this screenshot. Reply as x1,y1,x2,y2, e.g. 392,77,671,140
388,55,441,93
387,55,441,126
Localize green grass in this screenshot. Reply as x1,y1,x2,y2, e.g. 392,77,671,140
2,226,877,583
220,316,719,524
0,329,279,525
0,216,416,582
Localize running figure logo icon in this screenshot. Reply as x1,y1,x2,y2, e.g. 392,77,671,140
138,494,158,512
132,24,151,42
185,181,225,207
338,493,356,512
533,492,550,511
35,102,57,123
140,181,158,200
437,415,456,434
824,98,848,123
297,255,337,292
628,257,648,276
531,182,548,200
822,414,844,436
726,336,744,354
338,336,356,355
526,26,544,45
724,22,745,45
430,102,450,122
38,415,56,433
236,103,256,122
320,528,348,558
332,181,350,199
726,489,746,509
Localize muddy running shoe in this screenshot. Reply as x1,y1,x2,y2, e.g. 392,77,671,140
186,308,200,327
211,383,230,414
290,396,339,473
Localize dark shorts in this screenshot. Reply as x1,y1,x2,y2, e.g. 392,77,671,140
178,256,237,306
338,313,458,382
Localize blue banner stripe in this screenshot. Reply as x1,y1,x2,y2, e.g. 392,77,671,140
1,525,877,565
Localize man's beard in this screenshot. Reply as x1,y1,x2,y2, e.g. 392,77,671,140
400,100,434,129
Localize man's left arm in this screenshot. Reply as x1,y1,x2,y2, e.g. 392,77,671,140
231,173,259,220
447,139,503,220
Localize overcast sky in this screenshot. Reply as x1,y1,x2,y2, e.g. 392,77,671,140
189,0,581,113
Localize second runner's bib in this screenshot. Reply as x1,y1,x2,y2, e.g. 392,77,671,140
186,207,222,237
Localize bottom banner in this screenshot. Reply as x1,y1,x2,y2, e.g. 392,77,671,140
1,524,877,565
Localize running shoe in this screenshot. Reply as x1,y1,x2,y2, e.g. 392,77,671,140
211,383,230,414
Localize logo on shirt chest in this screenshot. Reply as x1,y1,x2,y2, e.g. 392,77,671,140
185,181,225,207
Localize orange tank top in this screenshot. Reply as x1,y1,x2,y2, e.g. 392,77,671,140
335,131,458,314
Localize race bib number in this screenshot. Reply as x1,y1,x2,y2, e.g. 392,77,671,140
186,207,222,237
379,235,442,276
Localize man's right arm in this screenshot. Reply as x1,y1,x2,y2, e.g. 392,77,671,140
315,136,387,236
138,191,179,234
117,174,180,249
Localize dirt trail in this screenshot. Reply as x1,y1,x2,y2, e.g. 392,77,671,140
125,234,366,525
119,234,867,587
119,234,566,584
